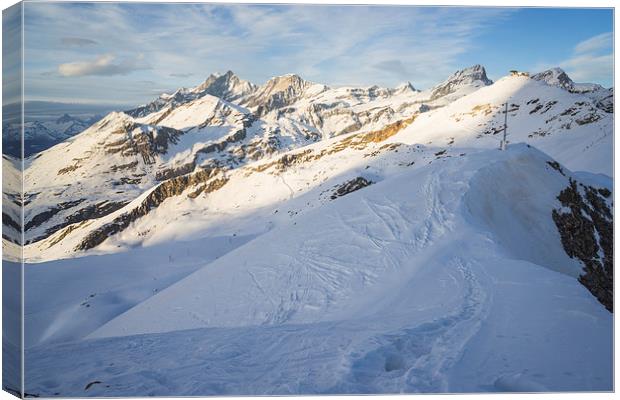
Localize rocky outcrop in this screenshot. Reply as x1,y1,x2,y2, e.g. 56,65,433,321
242,74,325,116
43,201,129,238
430,65,492,101
331,177,373,199
193,70,257,102
532,68,612,113
154,115,256,181
24,199,86,231
125,71,256,118
125,89,199,119
2,212,21,238
251,114,418,174
552,178,613,312
75,168,228,251
532,68,576,91
105,124,184,165
532,67,605,93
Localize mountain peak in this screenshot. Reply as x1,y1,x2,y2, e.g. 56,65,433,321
531,67,605,93
197,71,257,101
264,73,309,90
447,64,492,85
531,67,574,91
241,73,320,114
394,81,418,93
429,64,493,101
56,113,76,124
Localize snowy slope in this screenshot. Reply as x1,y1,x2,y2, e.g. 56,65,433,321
85,145,592,336
398,75,612,175
24,145,612,396
531,67,613,113
2,155,21,248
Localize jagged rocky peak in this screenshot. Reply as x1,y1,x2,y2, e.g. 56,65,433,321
260,73,314,95
125,71,256,118
56,113,77,124
393,81,418,94
192,70,257,100
242,73,327,115
531,67,605,93
192,72,222,92
446,64,492,86
531,67,575,91
430,64,493,100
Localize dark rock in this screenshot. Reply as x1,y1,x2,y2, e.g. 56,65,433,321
75,168,228,251
331,177,373,200
552,178,613,312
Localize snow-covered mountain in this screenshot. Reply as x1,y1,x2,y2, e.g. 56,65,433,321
532,67,613,113
240,73,328,116
428,64,493,101
125,70,257,118
20,66,611,250
532,67,604,93
6,65,613,396
3,113,103,157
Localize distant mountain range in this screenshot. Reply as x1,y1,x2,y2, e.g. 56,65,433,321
7,65,611,250
2,101,125,157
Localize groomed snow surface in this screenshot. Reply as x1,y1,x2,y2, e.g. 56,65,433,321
23,145,612,396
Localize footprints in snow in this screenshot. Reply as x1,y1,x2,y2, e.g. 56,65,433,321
337,258,487,393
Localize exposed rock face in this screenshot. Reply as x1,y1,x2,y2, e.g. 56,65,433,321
552,178,613,312
126,71,256,118
430,65,492,100
532,67,605,94
35,201,130,243
251,114,418,173
125,89,200,118
531,68,612,113
24,199,86,231
104,123,185,165
532,68,576,91
392,82,418,95
242,74,326,116
2,212,21,243
594,88,614,113
75,168,228,251
193,70,257,101
331,177,373,200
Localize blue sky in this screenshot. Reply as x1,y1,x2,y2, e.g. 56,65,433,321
17,3,614,106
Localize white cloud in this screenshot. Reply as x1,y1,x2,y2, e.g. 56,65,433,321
558,32,612,86
574,32,612,55
61,37,98,47
24,3,513,103
562,53,613,84
58,54,150,77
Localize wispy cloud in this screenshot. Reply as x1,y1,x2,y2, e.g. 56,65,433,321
562,32,612,85
23,3,513,103
373,60,410,80
58,54,150,77
574,32,612,55
61,37,98,47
